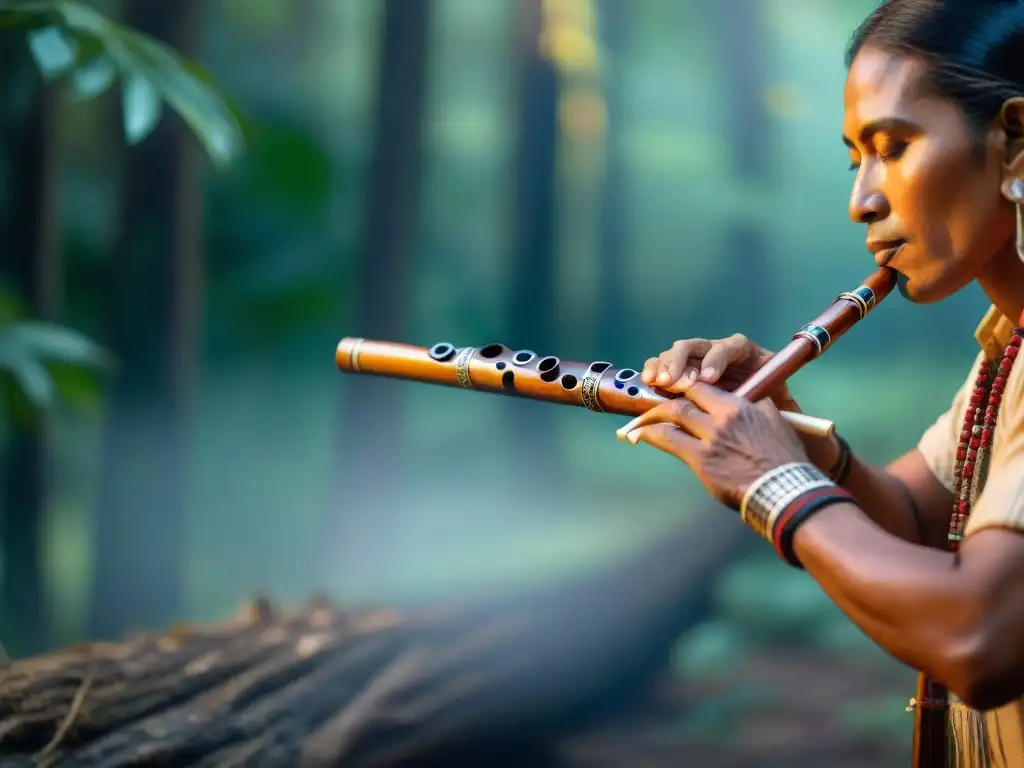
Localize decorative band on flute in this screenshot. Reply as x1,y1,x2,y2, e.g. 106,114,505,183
581,361,612,413
793,323,832,358
348,338,366,372
836,284,878,319
454,346,476,389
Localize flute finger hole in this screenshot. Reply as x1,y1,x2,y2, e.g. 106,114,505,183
428,342,456,362
538,356,560,382
627,386,640,397
560,374,578,390
479,344,505,359
502,371,516,391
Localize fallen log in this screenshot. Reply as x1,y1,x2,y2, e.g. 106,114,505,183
0,510,753,767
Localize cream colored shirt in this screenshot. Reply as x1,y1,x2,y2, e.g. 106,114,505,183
917,306,1024,767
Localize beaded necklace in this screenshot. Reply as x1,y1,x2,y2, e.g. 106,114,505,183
947,318,1024,551
934,314,1024,768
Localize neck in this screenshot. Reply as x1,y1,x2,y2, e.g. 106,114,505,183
977,244,1024,324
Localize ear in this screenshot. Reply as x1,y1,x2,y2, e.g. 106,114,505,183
999,97,1024,202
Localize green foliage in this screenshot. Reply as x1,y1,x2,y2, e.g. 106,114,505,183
1,0,246,167
0,319,112,412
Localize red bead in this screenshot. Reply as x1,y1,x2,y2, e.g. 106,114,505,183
1010,333,1023,347
982,427,993,442
959,500,968,513
971,392,984,404
957,448,967,460
1000,358,1013,372
1008,346,1019,359
992,393,1003,405
995,374,1007,387
970,437,980,448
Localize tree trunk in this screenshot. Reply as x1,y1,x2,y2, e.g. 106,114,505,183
708,0,772,333
1,509,750,767
505,0,562,484
595,0,628,364
88,0,205,640
329,0,432,578
0,33,61,657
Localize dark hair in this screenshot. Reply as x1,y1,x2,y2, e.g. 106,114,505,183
846,0,1024,140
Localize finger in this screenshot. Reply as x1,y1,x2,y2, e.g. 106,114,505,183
699,334,753,383
615,398,714,441
626,423,701,464
682,380,746,414
656,339,712,389
640,357,661,385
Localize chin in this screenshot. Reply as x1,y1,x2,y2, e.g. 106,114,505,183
895,264,974,305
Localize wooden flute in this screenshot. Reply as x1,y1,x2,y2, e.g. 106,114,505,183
335,267,898,439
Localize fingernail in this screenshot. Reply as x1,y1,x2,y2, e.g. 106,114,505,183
626,429,642,445
677,369,697,390
700,367,717,382
616,416,643,439
656,372,670,385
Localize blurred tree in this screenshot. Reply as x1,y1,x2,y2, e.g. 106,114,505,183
505,0,562,481
595,0,628,363
0,31,60,655
89,0,205,639
330,0,432,574
708,0,772,334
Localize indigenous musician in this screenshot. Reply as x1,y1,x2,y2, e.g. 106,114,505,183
618,0,1024,764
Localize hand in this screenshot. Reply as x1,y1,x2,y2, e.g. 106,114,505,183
617,381,812,509
640,334,839,470
640,333,797,408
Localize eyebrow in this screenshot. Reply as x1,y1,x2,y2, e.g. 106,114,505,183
842,117,922,148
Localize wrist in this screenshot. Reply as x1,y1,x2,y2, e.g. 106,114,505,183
804,432,841,473
740,462,856,569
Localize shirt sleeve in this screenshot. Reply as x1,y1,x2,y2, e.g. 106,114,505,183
917,358,979,494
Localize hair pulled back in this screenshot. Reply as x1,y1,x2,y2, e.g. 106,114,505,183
847,0,1024,138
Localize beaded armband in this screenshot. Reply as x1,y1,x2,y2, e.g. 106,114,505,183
740,462,857,568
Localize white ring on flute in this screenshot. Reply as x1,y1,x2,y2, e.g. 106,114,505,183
581,362,612,412
350,338,366,373
455,346,477,388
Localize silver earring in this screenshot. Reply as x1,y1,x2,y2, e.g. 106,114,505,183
1012,179,1024,263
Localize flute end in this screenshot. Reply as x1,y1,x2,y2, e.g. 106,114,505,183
780,410,834,438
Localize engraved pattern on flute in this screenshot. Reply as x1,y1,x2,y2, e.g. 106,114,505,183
454,346,476,388
580,362,612,412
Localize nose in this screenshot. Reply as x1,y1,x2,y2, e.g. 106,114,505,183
849,175,890,224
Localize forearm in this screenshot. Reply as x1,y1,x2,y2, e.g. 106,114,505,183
792,504,987,702
805,435,927,545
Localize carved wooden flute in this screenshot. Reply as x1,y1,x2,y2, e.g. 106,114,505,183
336,267,897,439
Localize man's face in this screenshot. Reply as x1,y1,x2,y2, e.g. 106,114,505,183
843,46,1014,303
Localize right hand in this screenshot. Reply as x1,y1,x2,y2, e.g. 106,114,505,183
639,334,838,465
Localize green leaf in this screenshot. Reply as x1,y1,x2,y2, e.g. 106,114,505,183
3,321,113,369
71,52,115,99
25,24,75,79
1,352,54,407
3,0,247,167
121,72,162,144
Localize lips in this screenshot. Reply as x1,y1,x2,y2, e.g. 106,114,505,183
871,240,906,267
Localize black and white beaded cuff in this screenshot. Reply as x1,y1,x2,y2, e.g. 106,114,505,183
739,462,836,541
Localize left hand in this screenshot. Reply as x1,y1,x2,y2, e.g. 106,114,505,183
617,382,811,509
